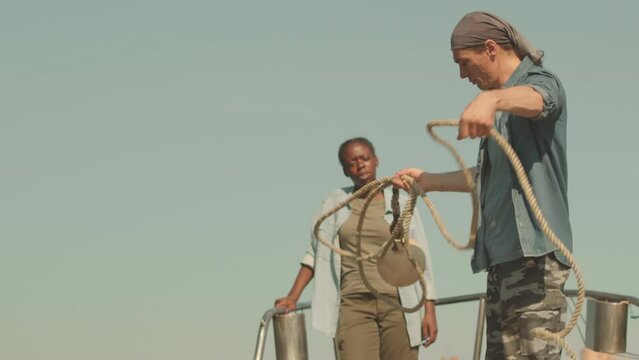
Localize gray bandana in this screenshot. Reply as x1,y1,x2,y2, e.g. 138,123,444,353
450,11,543,65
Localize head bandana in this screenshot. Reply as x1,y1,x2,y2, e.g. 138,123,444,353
450,11,543,65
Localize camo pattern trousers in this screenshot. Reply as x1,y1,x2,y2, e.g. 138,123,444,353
485,253,570,359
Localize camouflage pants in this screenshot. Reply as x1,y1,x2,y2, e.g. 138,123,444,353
485,254,570,360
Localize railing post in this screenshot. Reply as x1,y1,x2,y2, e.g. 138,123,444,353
253,303,311,360
472,296,486,360
254,307,286,360
585,298,628,353
273,312,309,360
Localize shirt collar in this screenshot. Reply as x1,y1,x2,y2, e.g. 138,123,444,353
504,56,535,88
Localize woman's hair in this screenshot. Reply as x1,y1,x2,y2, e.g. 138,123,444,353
337,137,376,168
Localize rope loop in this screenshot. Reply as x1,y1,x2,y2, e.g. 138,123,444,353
312,119,585,360
312,176,428,312
428,119,585,360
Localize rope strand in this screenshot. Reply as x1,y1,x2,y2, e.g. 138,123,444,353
427,119,584,360
312,119,585,360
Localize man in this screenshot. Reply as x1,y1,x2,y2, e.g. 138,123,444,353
395,11,572,359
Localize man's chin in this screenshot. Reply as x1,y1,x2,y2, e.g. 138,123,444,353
477,82,499,91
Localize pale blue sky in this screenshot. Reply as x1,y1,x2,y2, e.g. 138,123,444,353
1,1,638,359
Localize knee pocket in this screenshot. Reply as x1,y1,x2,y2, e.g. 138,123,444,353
518,308,563,357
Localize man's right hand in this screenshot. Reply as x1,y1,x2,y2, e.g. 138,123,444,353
393,168,427,193
458,91,498,140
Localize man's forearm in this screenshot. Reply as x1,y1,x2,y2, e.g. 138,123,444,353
489,85,544,118
419,168,476,193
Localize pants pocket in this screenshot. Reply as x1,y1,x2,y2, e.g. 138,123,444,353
518,309,562,357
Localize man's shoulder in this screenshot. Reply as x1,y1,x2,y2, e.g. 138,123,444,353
521,63,563,86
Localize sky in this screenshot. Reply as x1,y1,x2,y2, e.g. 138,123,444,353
1,1,638,359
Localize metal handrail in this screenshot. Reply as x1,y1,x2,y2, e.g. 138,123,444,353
431,290,639,307
253,302,311,360
253,291,638,360
431,290,639,360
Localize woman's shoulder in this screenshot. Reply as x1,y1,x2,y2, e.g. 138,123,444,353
327,186,353,198
320,186,354,207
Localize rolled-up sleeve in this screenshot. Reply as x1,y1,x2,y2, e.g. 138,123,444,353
300,192,337,269
300,230,317,269
525,71,563,121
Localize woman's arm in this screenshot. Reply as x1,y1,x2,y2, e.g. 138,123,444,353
274,265,314,311
421,300,438,347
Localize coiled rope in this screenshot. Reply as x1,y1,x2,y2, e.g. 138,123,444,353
312,119,584,359
428,119,585,360
312,176,429,312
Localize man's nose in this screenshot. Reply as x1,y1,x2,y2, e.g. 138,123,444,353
460,67,467,79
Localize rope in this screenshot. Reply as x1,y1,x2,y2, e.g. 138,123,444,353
424,121,479,250
312,118,586,359
355,182,426,312
312,177,429,312
427,119,585,360
389,187,402,238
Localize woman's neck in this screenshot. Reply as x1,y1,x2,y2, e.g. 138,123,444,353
353,182,384,200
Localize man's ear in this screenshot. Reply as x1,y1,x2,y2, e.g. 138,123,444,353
484,39,498,57
342,167,349,177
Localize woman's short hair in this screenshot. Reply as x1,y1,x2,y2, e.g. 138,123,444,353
338,137,376,168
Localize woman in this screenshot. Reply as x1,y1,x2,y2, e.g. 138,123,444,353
275,137,437,360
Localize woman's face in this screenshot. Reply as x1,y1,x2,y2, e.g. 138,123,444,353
341,142,378,187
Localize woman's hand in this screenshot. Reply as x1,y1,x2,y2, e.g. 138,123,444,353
275,265,314,312
274,296,298,312
421,301,438,348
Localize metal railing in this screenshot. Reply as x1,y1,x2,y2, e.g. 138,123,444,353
254,302,311,360
253,291,639,360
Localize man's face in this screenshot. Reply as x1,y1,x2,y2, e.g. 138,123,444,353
452,47,498,90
